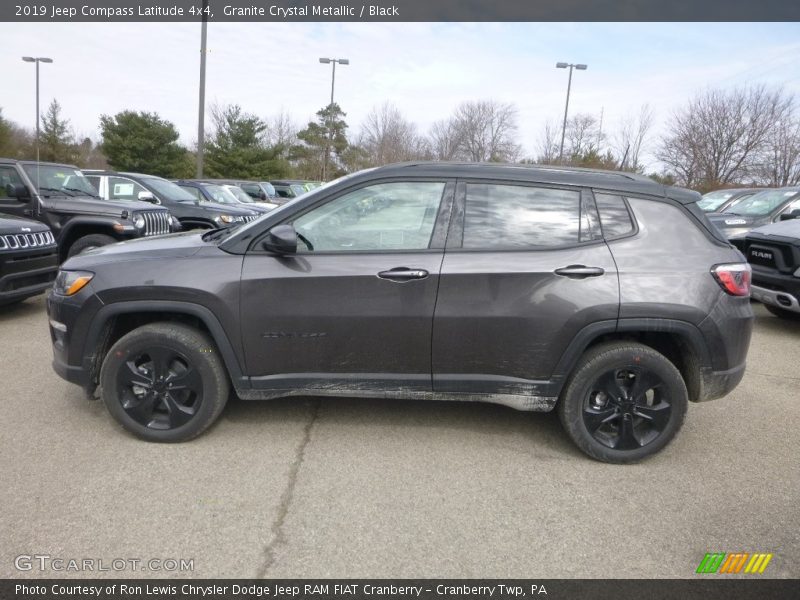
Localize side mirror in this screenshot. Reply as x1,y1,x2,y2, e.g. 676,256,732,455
779,209,800,221
6,183,31,202
262,224,298,255
138,191,159,204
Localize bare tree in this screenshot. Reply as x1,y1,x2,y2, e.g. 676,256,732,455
535,119,560,164
658,85,793,190
756,107,800,187
565,113,601,159
265,108,299,153
428,118,463,161
613,103,654,172
451,100,521,162
359,102,427,166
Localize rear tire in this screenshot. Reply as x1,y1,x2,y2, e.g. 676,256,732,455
764,304,800,321
99,322,229,442
67,233,117,258
557,342,688,463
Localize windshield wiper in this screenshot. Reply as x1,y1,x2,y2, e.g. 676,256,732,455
64,187,99,198
201,227,236,242
37,186,77,196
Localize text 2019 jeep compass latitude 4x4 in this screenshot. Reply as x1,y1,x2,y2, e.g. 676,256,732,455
47,163,753,462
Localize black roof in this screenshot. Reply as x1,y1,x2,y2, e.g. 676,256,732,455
349,161,700,204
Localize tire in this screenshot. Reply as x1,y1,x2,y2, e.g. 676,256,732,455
764,304,800,321
99,322,229,442
67,233,117,258
557,342,688,464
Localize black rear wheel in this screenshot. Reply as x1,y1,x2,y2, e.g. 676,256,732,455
100,323,229,442
558,342,688,463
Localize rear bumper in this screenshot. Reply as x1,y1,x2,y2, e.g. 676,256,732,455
751,284,800,314
697,362,747,402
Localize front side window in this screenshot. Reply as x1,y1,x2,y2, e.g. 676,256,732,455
292,181,446,252
462,184,581,249
108,177,146,201
0,166,25,199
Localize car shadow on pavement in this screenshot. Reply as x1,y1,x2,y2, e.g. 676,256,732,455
0,297,46,323
752,309,800,333
222,395,578,459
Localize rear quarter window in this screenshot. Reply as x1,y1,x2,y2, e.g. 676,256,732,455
594,193,636,239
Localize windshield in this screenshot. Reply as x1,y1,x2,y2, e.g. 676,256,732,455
723,190,799,216
260,182,277,196
291,184,307,196
141,177,196,201
202,184,239,204
223,185,254,203
22,164,98,196
698,190,736,212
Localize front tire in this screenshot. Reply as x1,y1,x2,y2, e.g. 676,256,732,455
99,323,229,442
67,233,117,258
557,342,688,463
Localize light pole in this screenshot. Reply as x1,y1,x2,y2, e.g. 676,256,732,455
319,57,349,181
556,62,587,164
196,0,209,178
22,56,53,165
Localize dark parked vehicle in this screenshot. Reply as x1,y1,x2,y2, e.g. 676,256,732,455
173,180,275,214
0,160,175,260
744,216,800,320
698,188,759,213
85,171,259,230
0,213,58,305
271,180,309,200
201,179,277,204
48,162,753,463
707,187,800,250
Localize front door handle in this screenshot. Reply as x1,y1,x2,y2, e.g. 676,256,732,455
377,267,429,282
554,265,605,278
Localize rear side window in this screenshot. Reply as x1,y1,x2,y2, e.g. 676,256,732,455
594,193,635,239
463,184,582,249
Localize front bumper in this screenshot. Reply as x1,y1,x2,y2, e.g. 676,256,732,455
0,247,58,303
46,288,102,390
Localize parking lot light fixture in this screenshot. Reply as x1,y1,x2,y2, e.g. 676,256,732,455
556,61,588,164
22,56,53,189
319,57,350,181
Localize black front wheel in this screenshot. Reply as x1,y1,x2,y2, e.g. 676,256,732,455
100,323,229,442
67,233,117,258
558,342,688,463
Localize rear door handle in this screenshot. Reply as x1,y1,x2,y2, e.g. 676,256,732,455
554,265,605,278
377,267,429,282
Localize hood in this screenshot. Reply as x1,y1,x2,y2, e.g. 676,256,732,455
174,199,256,215
746,218,800,243
0,213,51,234
62,231,207,269
44,195,168,218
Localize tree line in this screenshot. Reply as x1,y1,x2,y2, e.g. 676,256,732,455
1,83,798,192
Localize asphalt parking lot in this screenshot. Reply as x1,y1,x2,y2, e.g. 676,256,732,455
1,296,798,579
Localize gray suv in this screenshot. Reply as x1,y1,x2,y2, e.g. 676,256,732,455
46,163,753,462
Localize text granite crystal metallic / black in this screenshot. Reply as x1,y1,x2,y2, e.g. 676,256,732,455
46,162,754,463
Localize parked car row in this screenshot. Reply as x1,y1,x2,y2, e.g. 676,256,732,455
0,158,298,304
702,186,800,320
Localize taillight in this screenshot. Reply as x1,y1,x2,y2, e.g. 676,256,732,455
711,263,751,297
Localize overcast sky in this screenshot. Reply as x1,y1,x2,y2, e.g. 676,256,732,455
3,22,800,169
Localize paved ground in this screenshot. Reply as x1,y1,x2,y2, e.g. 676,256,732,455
1,296,798,579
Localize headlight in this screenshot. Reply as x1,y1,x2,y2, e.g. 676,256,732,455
134,216,145,229
218,215,243,224
168,215,174,226
53,270,94,296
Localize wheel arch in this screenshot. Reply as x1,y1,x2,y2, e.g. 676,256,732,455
551,319,713,403
83,301,247,395
58,220,123,261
